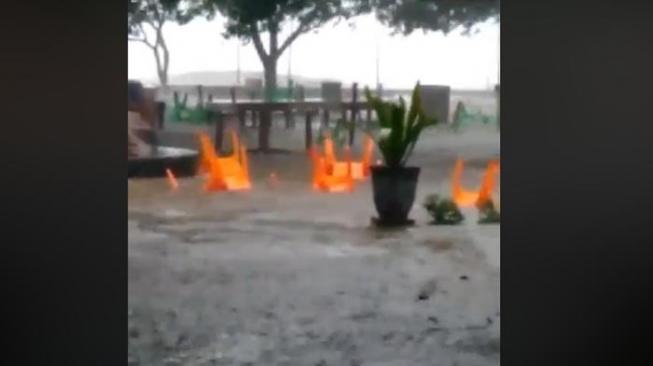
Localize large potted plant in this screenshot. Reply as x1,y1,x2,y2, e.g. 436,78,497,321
365,83,439,226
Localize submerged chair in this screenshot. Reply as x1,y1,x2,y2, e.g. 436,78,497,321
451,159,500,207
452,101,497,130
322,134,374,180
418,84,451,125
197,130,251,191
309,146,354,193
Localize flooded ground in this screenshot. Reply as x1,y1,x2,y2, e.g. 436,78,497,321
128,119,500,365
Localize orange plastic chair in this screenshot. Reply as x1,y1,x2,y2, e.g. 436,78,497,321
309,147,354,192
451,159,500,207
197,130,251,191
322,135,374,181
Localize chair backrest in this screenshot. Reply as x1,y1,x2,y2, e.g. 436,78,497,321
418,84,451,124
296,85,305,101
321,81,342,105
244,78,263,99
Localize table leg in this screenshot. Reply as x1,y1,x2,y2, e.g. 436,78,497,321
238,109,246,132
305,111,313,151
156,101,166,130
349,106,356,146
285,107,292,129
323,109,330,128
259,109,271,152
215,111,225,152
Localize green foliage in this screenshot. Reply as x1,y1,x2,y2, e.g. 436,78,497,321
361,0,499,36
192,1,366,92
128,0,196,36
364,83,439,167
477,199,500,224
423,194,464,225
197,0,361,40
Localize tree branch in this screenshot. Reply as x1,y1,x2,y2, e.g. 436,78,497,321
128,36,148,44
250,23,269,61
148,0,163,25
130,23,156,49
269,27,278,58
277,23,307,57
154,20,165,47
277,8,323,57
144,19,159,31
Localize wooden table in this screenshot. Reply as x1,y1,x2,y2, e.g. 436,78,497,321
207,99,372,153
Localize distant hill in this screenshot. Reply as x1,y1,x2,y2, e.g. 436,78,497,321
156,71,338,88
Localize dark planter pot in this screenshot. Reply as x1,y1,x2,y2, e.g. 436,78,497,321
370,166,421,226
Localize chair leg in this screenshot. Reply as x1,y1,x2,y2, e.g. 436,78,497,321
215,112,225,152
238,110,246,132
323,109,330,129
284,109,292,129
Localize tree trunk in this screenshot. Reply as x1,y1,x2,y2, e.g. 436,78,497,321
263,57,277,101
157,64,168,88
264,27,279,100
152,45,169,89
160,52,169,89
259,57,277,151
152,25,169,90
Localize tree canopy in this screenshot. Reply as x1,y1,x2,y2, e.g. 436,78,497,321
128,0,499,89
128,0,196,36
199,1,361,48
194,0,366,93
362,0,499,35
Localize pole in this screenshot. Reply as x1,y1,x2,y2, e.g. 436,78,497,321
375,41,380,92
288,19,293,85
375,21,382,97
288,42,292,85
236,41,241,85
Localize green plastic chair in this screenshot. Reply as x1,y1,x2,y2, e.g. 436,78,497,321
452,101,497,130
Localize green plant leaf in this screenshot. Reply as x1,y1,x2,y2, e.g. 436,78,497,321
406,82,421,132
364,83,437,167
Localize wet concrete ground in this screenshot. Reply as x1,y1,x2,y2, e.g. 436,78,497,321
128,127,500,366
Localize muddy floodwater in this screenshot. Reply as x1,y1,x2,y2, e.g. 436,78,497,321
128,127,500,366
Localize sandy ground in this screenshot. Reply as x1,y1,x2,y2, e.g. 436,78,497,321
128,98,500,365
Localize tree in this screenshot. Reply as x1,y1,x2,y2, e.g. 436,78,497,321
128,0,196,88
365,0,500,94
363,0,499,35
197,0,364,98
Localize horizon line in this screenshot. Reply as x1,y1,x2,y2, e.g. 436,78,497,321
133,70,497,91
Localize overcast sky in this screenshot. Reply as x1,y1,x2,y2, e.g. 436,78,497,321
128,13,499,90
